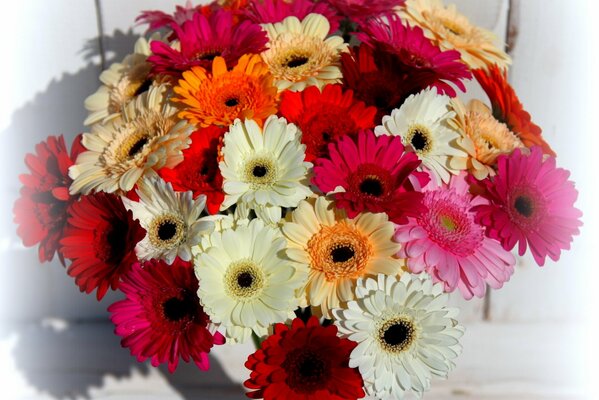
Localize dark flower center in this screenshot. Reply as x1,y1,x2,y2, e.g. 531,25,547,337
284,349,329,393
158,221,178,241
196,50,221,61
286,55,309,68
331,245,355,263
237,272,253,288
514,195,534,217
383,323,410,346
410,129,428,151
102,220,128,262
359,177,383,197
128,137,148,157
133,79,153,97
378,318,416,353
162,294,196,322
252,165,268,177
225,97,239,107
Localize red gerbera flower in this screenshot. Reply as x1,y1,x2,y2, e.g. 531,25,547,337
108,258,225,373
279,84,377,161
243,0,341,33
357,14,471,96
313,130,429,224
148,9,268,78
473,65,555,156
60,192,145,300
13,134,84,263
244,317,364,400
158,126,225,214
326,0,405,21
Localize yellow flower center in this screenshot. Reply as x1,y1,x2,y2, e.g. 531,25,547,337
406,123,433,155
439,215,457,231
148,213,186,249
224,259,266,301
243,156,278,189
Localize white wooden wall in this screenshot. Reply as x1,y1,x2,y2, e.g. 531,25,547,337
0,1,595,399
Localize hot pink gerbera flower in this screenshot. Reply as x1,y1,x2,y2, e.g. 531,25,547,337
357,14,471,97
326,0,405,21
108,258,225,372
313,130,429,224
395,173,515,299
243,0,341,33
472,146,582,266
148,9,268,78
136,1,211,32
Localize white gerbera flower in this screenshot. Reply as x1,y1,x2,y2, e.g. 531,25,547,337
219,116,312,214
194,218,307,343
375,88,468,184
333,273,464,400
122,177,214,265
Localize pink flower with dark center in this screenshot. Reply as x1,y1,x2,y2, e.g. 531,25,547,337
243,0,341,33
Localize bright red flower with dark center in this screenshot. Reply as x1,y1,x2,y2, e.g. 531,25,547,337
148,9,268,78
108,258,225,373
357,14,471,97
244,317,364,400
473,65,555,156
313,130,429,223
279,84,376,161
60,192,145,300
158,126,225,214
13,135,84,263
242,0,341,33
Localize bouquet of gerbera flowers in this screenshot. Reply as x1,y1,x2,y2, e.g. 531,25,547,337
13,0,583,398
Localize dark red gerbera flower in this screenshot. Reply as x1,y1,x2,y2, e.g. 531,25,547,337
13,134,84,263
158,126,225,214
148,9,268,78
473,65,555,156
244,317,364,400
242,0,341,33
279,84,377,161
108,258,225,373
60,192,145,300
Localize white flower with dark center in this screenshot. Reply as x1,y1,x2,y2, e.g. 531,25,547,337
333,273,464,399
375,87,468,184
122,177,214,265
194,218,307,343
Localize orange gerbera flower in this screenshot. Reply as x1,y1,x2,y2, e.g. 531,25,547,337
173,54,278,127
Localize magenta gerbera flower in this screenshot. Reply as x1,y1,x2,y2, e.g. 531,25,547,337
108,258,225,372
136,2,209,32
313,130,429,224
357,14,471,96
395,173,516,299
472,146,582,266
326,0,405,21
243,0,341,33
148,9,268,78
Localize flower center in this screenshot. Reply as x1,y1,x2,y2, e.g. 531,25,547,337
514,195,533,218
149,213,186,249
132,78,153,97
95,219,128,263
439,214,457,231
162,292,197,322
283,348,329,393
359,176,384,197
243,156,278,188
377,316,417,354
225,97,239,107
507,187,545,228
117,131,151,161
194,49,222,61
406,124,432,154
286,54,310,68
224,259,266,301
330,244,355,263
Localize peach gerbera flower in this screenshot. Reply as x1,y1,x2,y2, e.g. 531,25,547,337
172,54,278,127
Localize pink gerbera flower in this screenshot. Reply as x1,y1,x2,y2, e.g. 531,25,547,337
472,146,582,266
326,0,405,21
243,0,341,33
357,14,471,97
108,258,225,372
148,10,268,78
395,173,515,299
313,130,429,224
136,1,211,32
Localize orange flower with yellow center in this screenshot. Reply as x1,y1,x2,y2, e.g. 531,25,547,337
172,54,278,127
282,197,403,317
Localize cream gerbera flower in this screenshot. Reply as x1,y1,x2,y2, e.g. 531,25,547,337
261,13,347,92
333,273,464,399
450,98,524,179
219,116,312,214
70,84,193,195
84,37,156,126
400,0,511,70
375,87,468,184
281,196,403,318
122,177,214,265
194,218,307,343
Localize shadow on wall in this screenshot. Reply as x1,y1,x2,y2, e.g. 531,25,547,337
1,30,239,399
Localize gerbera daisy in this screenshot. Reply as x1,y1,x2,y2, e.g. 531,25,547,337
172,54,278,128
326,0,405,20
194,218,307,343
472,147,582,266
400,0,511,70
14,134,84,263
313,130,429,224
261,13,347,91
281,196,403,317
69,84,193,195
243,0,341,33
218,116,312,214
356,14,471,97
61,192,145,300
84,37,154,126
473,65,555,156
333,273,464,399
122,177,214,264
244,317,365,400
158,126,226,215
137,2,211,32
449,98,524,179
278,84,377,161
375,87,468,184
108,258,225,373
148,10,268,78
395,173,515,299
